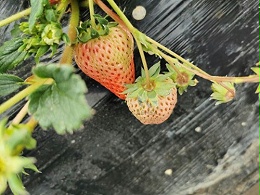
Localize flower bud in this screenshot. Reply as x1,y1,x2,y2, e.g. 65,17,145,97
41,24,63,45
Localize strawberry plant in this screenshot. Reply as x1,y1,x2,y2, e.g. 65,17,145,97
0,0,259,194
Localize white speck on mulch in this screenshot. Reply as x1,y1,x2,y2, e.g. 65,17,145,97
132,6,146,20
164,169,173,176
195,126,202,133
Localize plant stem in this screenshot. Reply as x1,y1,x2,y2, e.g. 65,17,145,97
135,38,151,86
106,0,135,32
149,37,259,84
89,0,96,28
146,36,211,78
0,79,49,115
59,0,80,64
0,8,31,28
11,101,29,125
26,117,38,133
57,0,70,21
103,0,153,86
95,0,127,29
217,82,235,97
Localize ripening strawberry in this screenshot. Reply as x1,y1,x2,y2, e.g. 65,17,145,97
124,62,177,124
74,24,135,100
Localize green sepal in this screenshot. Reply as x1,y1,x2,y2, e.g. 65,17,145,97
8,174,29,195
77,15,118,43
23,162,41,173
35,45,50,63
93,14,109,25
50,44,58,56
210,82,236,105
62,33,71,45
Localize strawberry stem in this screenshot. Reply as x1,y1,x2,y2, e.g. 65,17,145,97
0,8,31,28
147,36,212,78
106,0,135,32
26,117,38,133
135,38,151,87
59,0,80,64
89,0,96,28
148,37,259,84
0,78,51,115
103,0,153,87
11,101,29,125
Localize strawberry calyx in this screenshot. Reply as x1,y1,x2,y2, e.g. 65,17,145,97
124,62,176,106
166,60,198,95
210,82,236,105
76,14,118,43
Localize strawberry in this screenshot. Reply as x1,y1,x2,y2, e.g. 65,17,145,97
124,62,177,124
74,21,135,99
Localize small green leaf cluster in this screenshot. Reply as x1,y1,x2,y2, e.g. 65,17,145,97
0,119,39,195
124,62,175,106
17,2,68,62
77,14,117,42
0,0,69,73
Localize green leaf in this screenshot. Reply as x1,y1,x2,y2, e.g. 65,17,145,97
148,61,161,77
35,45,49,63
45,9,57,22
0,38,28,73
0,74,24,96
28,64,93,134
29,0,49,31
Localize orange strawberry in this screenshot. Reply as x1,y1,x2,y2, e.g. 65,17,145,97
74,19,135,100
124,62,177,124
